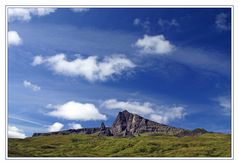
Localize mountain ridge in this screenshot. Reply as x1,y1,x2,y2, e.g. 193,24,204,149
32,110,207,137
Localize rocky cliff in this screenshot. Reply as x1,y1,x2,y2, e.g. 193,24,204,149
32,110,207,137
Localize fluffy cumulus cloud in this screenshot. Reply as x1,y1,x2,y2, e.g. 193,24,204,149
8,126,26,139
135,35,175,55
32,54,135,82
48,101,107,121
68,123,83,129
215,12,230,31
8,8,56,22
23,80,41,91
102,99,186,124
71,8,90,12
48,122,64,132
8,31,22,46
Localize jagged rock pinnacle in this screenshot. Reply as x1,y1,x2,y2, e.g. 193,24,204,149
100,122,106,130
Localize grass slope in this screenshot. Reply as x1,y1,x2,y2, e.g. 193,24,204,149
8,133,231,157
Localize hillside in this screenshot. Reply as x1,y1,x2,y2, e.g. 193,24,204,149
8,110,231,157
8,133,231,157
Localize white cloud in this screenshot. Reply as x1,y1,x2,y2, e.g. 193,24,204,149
158,18,179,28
102,99,186,124
71,8,89,12
133,18,150,32
215,12,230,31
8,8,56,22
32,54,135,82
8,126,26,139
69,123,83,129
48,101,107,121
149,106,186,124
23,80,41,91
48,122,64,132
8,31,22,46
32,56,44,66
102,99,154,115
31,8,56,16
135,35,175,55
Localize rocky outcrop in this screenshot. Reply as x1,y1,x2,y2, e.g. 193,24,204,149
98,122,113,136
32,127,101,137
32,110,207,137
176,128,208,137
32,122,113,137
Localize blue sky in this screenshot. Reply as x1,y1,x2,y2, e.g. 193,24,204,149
7,8,231,138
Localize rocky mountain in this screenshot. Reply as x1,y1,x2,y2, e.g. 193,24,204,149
111,110,186,136
32,110,207,137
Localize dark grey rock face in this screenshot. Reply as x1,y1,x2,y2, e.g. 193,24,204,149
32,110,207,137
111,110,187,136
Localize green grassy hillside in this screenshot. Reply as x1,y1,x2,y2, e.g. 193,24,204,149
8,133,231,157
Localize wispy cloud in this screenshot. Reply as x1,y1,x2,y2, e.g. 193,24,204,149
102,99,186,124
133,17,179,32
135,35,175,55
8,31,22,46
47,101,107,121
70,8,89,13
8,8,56,22
133,18,151,32
217,97,231,109
169,47,231,76
158,18,179,28
215,12,230,31
23,80,41,91
32,54,136,82
8,126,26,139
214,96,231,115
9,116,44,127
